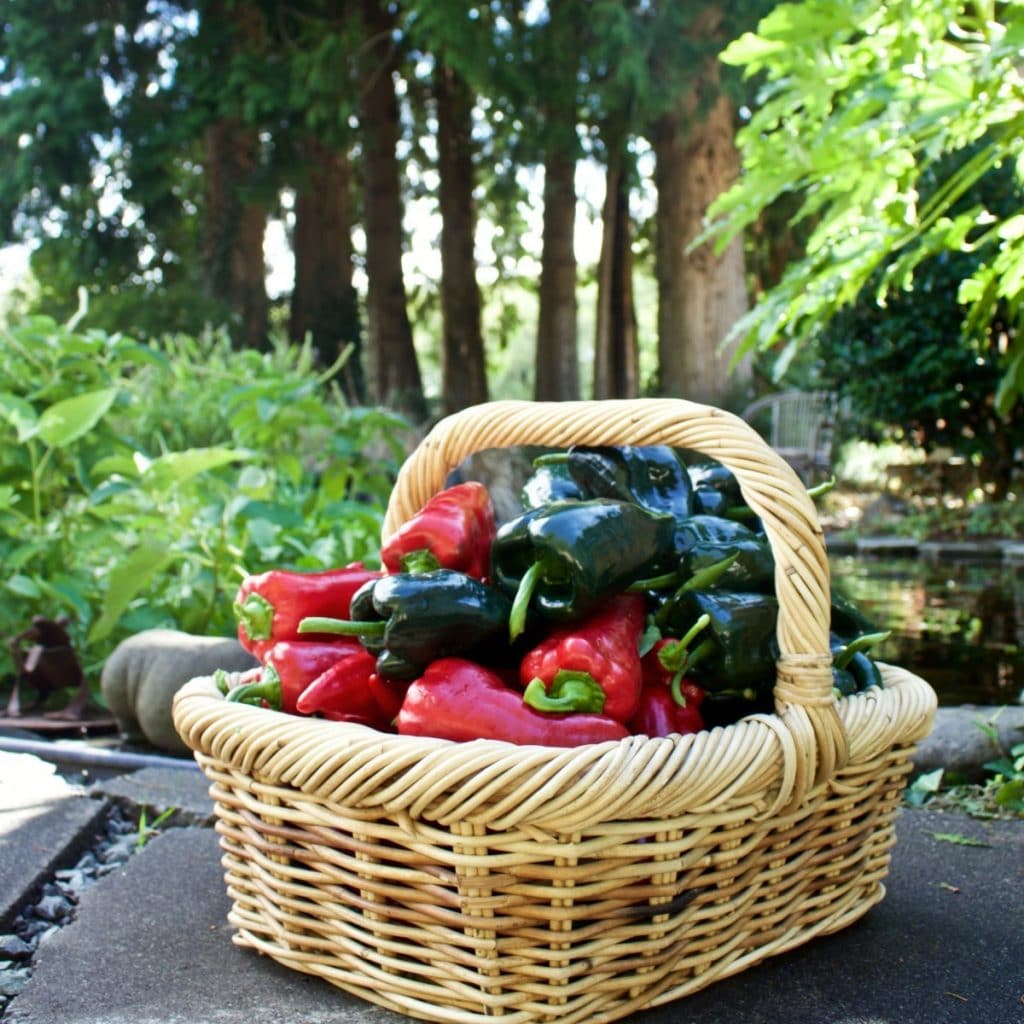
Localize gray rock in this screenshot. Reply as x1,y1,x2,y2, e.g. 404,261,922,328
912,704,1024,778
0,936,32,961
100,630,257,756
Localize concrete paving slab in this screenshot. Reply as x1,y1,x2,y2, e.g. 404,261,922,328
0,753,109,930
89,766,215,827
6,810,1022,1024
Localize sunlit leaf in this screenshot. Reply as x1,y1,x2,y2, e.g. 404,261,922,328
37,387,119,447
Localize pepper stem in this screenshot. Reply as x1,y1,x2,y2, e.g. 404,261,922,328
676,552,739,594
833,630,891,670
399,548,442,574
226,674,282,711
670,638,716,705
522,670,607,715
508,561,542,641
298,615,387,638
807,476,836,501
532,452,569,468
233,592,274,641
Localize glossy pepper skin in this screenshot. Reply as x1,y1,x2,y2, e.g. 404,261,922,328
563,445,695,525
294,647,392,728
671,515,775,592
630,683,705,737
521,459,583,509
396,658,629,747
227,639,360,714
380,482,496,581
686,461,744,518
233,564,381,662
657,590,779,692
519,593,645,723
492,499,675,635
299,569,513,682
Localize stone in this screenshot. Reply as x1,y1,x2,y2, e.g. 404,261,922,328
0,753,109,930
0,936,32,961
90,766,214,827
100,629,258,756
912,704,1024,778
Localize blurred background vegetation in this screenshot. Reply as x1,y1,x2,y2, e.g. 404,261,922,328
2,0,1023,681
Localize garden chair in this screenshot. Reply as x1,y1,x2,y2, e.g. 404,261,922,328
741,390,838,484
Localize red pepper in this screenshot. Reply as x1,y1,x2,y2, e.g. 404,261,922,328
380,482,496,580
630,686,704,737
517,593,645,723
395,658,629,747
295,648,403,730
227,639,360,714
233,564,381,662
629,633,707,738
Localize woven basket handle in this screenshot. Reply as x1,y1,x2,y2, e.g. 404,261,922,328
383,398,847,790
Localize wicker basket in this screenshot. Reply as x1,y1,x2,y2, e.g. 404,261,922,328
173,399,936,1024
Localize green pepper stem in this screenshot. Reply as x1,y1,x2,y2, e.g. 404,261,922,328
298,615,387,638
226,677,282,710
233,591,274,641
522,670,607,714
508,561,542,641
807,476,836,501
628,569,684,592
677,552,739,594
833,630,891,669
532,452,569,468
399,548,442,574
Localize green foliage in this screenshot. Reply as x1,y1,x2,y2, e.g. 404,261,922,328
905,714,1024,818
703,0,1024,411
0,317,407,686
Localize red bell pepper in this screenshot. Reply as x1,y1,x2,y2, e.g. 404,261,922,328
396,658,629,747
233,563,381,662
295,647,405,730
380,482,496,580
227,639,361,714
518,593,645,723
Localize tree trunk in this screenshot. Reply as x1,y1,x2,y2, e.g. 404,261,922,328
535,146,579,401
652,81,750,408
593,143,639,399
358,1,425,420
436,61,487,415
202,118,268,350
291,137,364,403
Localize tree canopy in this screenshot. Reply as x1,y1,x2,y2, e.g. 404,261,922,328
703,0,1024,412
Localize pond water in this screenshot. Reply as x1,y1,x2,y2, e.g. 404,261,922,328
829,553,1024,708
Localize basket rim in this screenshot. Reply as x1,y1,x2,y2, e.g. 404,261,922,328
172,662,936,831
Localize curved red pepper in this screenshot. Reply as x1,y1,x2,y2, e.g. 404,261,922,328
227,639,361,714
233,564,381,662
380,482,496,581
518,593,645,723
295,647,391,728
396,658,628,747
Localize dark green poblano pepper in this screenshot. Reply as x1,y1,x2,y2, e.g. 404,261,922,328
299,570,512,681
656,589,780,692
491,498,676,639
670,515,775,591
521,457,583,509
560,445,695,525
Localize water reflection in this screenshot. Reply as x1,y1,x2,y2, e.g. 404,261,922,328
829,554,1024,708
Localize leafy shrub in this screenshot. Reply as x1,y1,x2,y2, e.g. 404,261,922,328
0,318,409,687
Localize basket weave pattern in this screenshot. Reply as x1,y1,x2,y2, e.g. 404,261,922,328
174,399,936,1023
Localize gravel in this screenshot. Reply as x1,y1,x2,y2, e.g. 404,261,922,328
0,804,142,1016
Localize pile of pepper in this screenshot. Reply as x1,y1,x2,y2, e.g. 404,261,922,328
221,452,888,748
